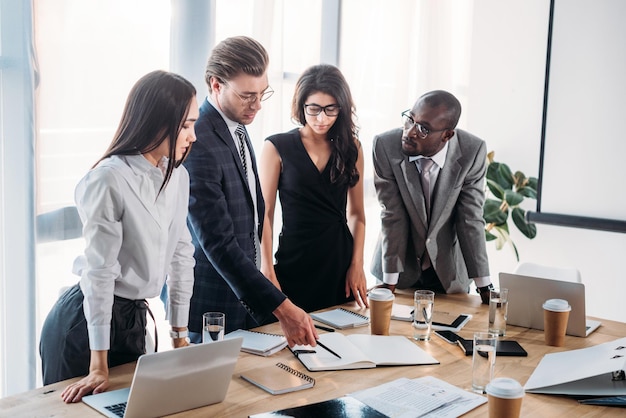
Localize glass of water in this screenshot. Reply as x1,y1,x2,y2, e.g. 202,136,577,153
488,288,508,336
202,312,225,343
472,332,498,393
412,290,435,341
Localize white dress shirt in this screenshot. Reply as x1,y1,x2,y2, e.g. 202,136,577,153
73,155,195,350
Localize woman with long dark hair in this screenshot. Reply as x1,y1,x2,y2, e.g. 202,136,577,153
259,64,367,312
40,70,198,403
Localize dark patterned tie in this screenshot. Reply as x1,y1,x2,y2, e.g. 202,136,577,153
235,123,259,266
419,158,434,270
419,158,434,217
235,124,248,177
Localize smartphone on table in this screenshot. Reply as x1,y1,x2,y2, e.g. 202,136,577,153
434,330,464,344
457,339,528,357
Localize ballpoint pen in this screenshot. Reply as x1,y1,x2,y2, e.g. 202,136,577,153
314,324,335,332
315,340,342,359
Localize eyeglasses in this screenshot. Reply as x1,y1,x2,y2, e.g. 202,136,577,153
304,104,341,117
225,81,274,104
401,110,449,139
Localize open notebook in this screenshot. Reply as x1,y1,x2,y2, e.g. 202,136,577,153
289,333,438,371
82,337,243,418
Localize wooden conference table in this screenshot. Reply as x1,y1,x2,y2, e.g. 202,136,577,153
2,291,625,417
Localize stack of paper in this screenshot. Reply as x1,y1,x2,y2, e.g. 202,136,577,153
350,376,486,418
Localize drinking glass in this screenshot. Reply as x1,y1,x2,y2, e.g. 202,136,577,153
488,288,508,336
472,332,498,393
412,290,435,341
202,312,225,343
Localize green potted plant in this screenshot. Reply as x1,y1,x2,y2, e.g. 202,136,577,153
483,151,538,260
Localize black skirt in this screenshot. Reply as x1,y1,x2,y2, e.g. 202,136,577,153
39,283,148,385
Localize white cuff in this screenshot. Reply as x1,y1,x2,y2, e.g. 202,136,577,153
88,324,111,351
383,272,399,285
473,276,491,288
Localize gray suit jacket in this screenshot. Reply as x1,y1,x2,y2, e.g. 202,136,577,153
370,128,490,293
184,99,286,333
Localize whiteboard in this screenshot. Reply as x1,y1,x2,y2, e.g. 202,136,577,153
534,0,626,231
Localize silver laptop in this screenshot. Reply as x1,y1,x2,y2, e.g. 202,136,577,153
499,272,601,337
83,337,243,418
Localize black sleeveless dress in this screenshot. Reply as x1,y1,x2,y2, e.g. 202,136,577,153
267,129,354,312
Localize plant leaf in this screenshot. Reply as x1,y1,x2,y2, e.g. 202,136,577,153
504,190,524,206
493,225,510,250
512,207,537,239
485,230,497,241
508,238,520,261
486,179,505,200
490,162,514,190
483,199,508,224
513,171,527,189
518,187,537,199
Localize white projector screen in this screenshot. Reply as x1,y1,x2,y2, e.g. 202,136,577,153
529,0,626,233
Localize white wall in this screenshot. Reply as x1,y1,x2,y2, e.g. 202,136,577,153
466,0,626,323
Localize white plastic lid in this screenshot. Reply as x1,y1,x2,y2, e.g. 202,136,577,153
542,298,571,312
486,377,524,399
368,288,394,301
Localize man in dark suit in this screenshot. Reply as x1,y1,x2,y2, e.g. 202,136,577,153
184,36,318,346
370,90,493,304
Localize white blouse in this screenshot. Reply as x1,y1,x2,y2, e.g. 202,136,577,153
73,155,195,350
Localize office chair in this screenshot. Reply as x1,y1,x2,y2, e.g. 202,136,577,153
513,262,582,283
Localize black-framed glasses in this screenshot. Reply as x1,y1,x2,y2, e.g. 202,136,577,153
401,110,449,139
304,103,341,117
225,81,274,104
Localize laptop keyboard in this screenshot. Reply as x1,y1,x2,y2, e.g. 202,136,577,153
104,401,127,417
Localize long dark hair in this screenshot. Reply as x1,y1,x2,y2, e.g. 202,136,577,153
95,70,196,194
292,64,359,187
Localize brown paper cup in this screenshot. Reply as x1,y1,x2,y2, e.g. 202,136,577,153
369,298,393,335
544,309,570,346
488,394,523,418
486,377,524,418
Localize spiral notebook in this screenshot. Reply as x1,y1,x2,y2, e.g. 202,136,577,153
310,308,369,329
240,362,315,395
225,329,288,356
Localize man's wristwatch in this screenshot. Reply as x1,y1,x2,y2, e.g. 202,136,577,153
169,329,189,339
476,283,494,305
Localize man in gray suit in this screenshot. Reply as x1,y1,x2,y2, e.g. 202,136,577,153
371,90,493,304
184,36,318,346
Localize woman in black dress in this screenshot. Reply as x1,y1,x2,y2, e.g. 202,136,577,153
259,64,367,312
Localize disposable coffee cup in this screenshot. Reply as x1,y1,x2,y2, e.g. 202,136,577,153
543,299,571,347
486,377,524,418
368,288,394,335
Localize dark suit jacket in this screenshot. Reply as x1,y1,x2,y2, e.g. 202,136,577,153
370,128,490,293
184,99,286,333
